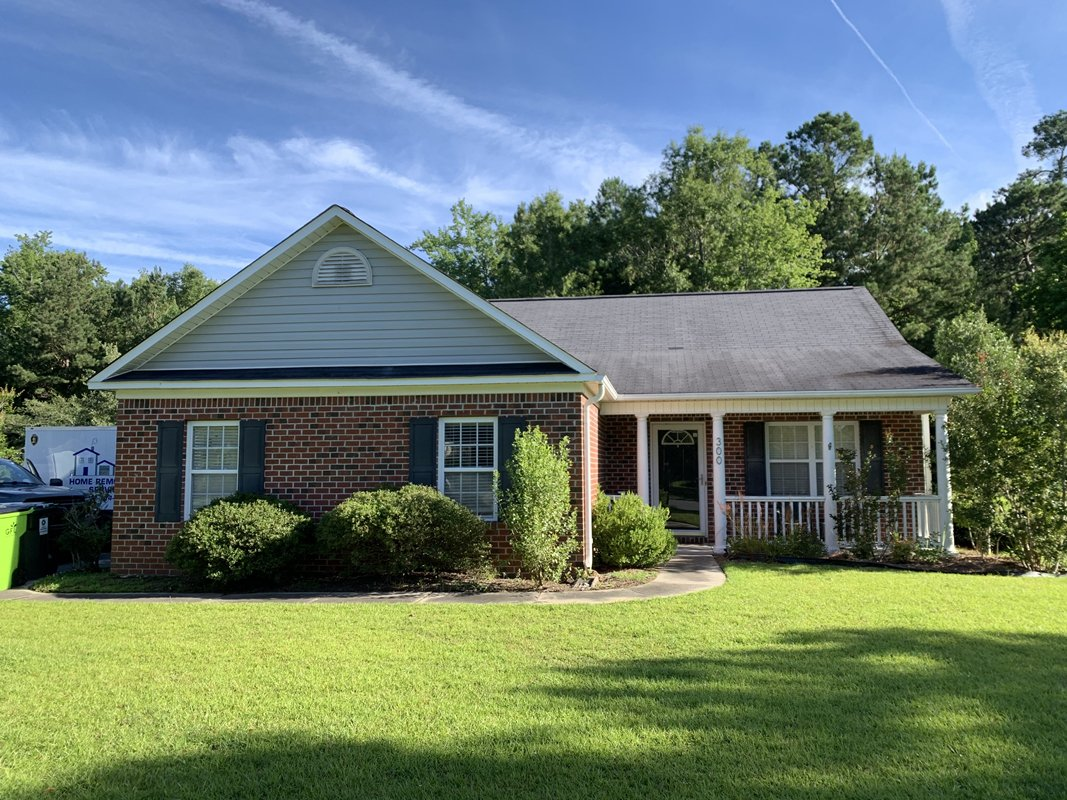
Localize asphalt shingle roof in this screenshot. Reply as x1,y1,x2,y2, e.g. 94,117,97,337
492,287,973,396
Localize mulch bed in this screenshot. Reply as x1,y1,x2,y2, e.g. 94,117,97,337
724,551,1024,576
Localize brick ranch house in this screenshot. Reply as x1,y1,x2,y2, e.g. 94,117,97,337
89,205,977,575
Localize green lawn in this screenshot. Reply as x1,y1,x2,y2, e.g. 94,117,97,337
1,564,1064,799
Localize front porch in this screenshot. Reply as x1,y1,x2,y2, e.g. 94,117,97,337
597,400,956,554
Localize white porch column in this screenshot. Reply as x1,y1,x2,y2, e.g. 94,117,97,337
712,414,727,554
934,409,956,553
822,412,838,552
636,414,650,505
920,413,933,494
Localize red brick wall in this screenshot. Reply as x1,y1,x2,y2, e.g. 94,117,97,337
598,411,929,502
600,415,637,494
113,393,587,575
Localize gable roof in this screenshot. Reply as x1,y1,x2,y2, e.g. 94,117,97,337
493,287,975,397
90,206,594,389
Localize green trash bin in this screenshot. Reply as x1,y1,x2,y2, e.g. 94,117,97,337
0,503,35,590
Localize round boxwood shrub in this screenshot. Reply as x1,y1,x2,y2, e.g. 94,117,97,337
166,493,312,588
317,485,489,576
592,491,677,568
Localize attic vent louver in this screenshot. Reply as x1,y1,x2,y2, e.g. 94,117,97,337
313,247,372,287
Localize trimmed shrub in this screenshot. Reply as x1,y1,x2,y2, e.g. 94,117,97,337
317,485,489,576
773,528,827,558
166,494,312,588
728,529,826,559
499,426,578,587
592,492,676,568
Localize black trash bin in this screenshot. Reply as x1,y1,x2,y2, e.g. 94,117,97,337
15,503,67,584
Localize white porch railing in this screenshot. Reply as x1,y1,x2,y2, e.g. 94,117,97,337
723,495,943,546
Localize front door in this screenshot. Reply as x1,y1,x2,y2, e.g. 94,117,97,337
651,422,707,534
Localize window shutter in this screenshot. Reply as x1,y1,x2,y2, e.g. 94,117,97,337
496,417,527,494
238,420,267,495
409,417,437,486
155,421,184,522
744,421,766,496
860,420,885,496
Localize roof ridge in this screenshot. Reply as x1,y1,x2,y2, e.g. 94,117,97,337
490,286,861,303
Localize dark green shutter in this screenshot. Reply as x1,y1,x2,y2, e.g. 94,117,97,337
496,417,527,494
155,421,184,522
744,421,767,496
409,417,437,486
860,420,885,495
238,420,267,495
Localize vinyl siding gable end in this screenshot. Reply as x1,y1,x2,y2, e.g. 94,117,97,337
138,229,558,371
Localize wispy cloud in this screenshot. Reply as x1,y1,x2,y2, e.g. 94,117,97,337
939,0,1041,167
828,0,956,153
213,0,659,196
0,124,453,280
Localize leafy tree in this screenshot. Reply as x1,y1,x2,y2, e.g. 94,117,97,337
855,155,976,352
972,176,1066,333
935,312,1024,553
1028,213,1067,331
649,128,826,291
584,178,662,295
769,111,874,285
1023,109,1067,183
411,200,509,297
973,110,1067,333
498,192,593,298
0,386,18,459
936,313,1067,571
106,265,218,353
499,426,578,586
0,233,112,401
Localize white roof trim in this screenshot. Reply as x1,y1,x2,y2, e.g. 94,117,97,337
611,387,980,401
91,206,593,386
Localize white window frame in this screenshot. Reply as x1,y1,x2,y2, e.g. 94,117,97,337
184,421,241,519
766,421,860,497
438,417,498,521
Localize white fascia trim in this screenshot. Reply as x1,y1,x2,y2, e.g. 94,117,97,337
92,213,342,384
612,387,980,401
91,205,594,385
90,372,605,392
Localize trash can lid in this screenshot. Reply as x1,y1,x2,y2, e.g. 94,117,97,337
0,502,37,514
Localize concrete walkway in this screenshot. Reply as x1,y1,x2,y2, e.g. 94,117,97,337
0,545,725,605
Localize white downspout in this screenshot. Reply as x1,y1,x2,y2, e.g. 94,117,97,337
583,378,608,569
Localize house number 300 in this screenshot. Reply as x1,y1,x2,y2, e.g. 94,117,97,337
715,436,723,466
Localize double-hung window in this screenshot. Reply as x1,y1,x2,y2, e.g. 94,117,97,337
767,422,859,497
186,422,240,514
439,418,497,519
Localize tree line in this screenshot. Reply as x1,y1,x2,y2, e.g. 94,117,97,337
413,110,1067,356
0,235,217,453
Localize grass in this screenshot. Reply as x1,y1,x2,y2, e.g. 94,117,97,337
1,563,1065,799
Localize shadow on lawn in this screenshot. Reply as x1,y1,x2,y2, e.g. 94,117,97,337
19,629,1067,800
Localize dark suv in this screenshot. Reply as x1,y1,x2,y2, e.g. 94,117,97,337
0,458,86,506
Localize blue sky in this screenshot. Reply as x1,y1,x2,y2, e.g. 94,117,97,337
0,0,1063,282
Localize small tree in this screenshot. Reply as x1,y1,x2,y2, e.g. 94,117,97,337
499,426,578,586
60,485,113,571
831,448,880,559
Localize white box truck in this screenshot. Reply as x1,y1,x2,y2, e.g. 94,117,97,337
23,426,117,509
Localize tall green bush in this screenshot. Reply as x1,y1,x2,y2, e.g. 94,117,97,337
592,492,676,568
166,494,311,588
317,485,489,576
499,426,578,586
936,313,1067,573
